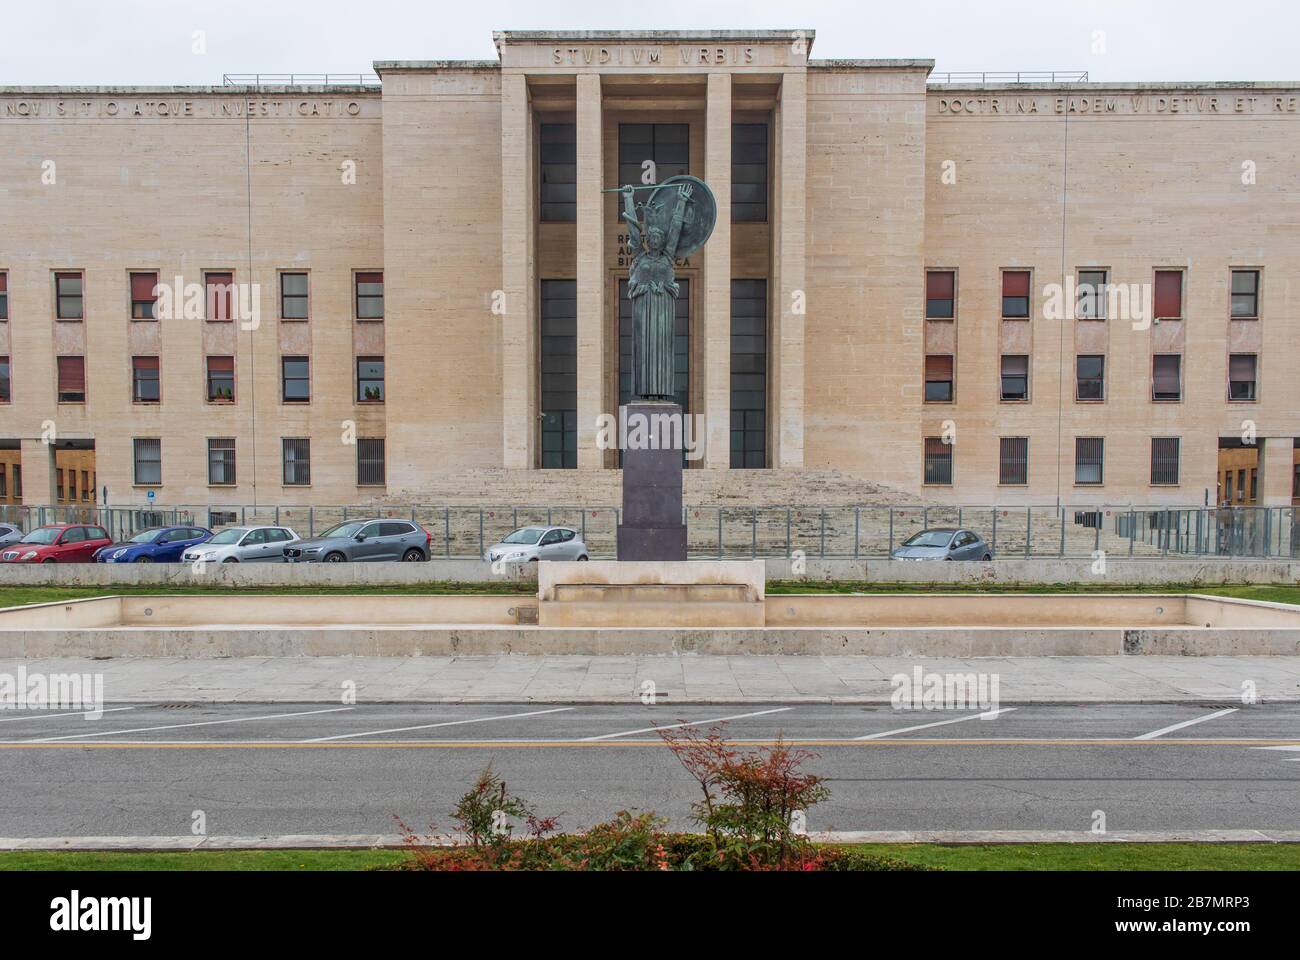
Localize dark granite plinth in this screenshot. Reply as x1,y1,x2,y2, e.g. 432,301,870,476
617,402,687,562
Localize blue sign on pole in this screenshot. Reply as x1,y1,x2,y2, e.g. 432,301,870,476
146,490,155,502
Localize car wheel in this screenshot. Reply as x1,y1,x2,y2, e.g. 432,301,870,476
222,557,239,563
41,558,56,564
528,557,538,562
982,553,992,561
402,548,424,562
136,556,153,564
577,555,589,561
324,552,346,563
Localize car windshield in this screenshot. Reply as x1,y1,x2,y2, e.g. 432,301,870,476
903,530,954,548
502,527,544,545
207,528,246,545
128,529,164,544
20,528,62,545
319,521,367,539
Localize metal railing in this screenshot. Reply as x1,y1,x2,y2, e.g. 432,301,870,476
928,71,1089,84
1,503,1295,562
221,73,380,87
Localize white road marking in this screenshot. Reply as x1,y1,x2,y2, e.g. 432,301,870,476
23,707,354,743
303,707,576,742
1134,708,1238,740
0,707,135,724
581,707,794,742
854,707,1017,740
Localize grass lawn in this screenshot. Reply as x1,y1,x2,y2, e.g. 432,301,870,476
2,843,1297,871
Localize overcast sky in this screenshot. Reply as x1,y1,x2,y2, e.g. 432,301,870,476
2,0,1295,85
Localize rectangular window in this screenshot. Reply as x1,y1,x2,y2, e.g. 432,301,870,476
206,438,235,485
132,438,161,485
281,356,309,403
540,279,577,469
1230,269,1259,319
0,357,9,403
69,470,78,501
1151,437,1181,486
55,272,83,320
130,271,158,319
56,468,64,501
81,470,89,501
1076,269,1107,320
280,272,308,319
618,123,689,188
205,271,234,321
924,354,954,402
539,123,576,222
1076,354,1105,401
355,272,383,320
0,469,7,498
730,279,767,468
732,123,768,222
1001,270,1030,319
0,271,7,320
356,356,385,403
1000,354,1028,401
999,437,1028,485
12,464,20,499
1250,467,1258,501
357,438,385,486
206,356,234,402
1228,353,1257,401
923,437,953,485
1237,468,1247,500
1075,437,1104,485
57,356,85,403
1154,270,1183,320
925,270,955,320
281,438,311,486
132,355,160,403
1152,354,1182,402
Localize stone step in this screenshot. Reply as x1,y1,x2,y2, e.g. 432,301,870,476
552,583,754,603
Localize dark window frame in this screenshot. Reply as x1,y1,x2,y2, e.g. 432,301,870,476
279,272,309,320
56,355,86,403
281,438,311,486
1000,354,1029,402
1001,270,1031,319
356,438,385,486
731,122,769,222
132,438,162,486
131,355,160,404
130,271,159,320
207,438,236,486
1151,353,1182,402
540,279,577,469
206,355,235,403
1076,354,1105,402
55,271,84,320
1076,269,1108,320
355,271,383,320
1075,437,1105,486
925,270,956,320
356,356,385,403
1228,353,1258,402
1230,269,1260,320
730,278,767,468
924,354,954,403
539,122,577,223
281,356,310,404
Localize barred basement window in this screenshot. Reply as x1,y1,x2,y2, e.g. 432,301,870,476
55,272,83,320
281,438,311,486
280,273,309,320
618,123,689,188
1076,269,1107,320
730,279,767,468
539,123,576,222
1000,354,1028,401
1151,437,1181,486
357,438,385,486
207,438,236,485
1075,437,1104,485
355,272,383,319
1001,271,1030,319
540,280,577,469
132,356,160,403
732,123,768,222
1076,354,1104,401
924,437,953,485
1230,270,1259,319
132,438,161,486
925,270,955,320
1228,353,1257,401
999,437,1028,485
130,272,158,319
924,354,953,402
1152,354,1181,402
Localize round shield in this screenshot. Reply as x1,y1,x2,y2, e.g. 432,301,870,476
644,175,716,258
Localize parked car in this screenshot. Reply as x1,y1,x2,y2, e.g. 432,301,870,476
0,523,23,548
891,527,992,561
283,519,430,563
0,524,113,563
484,526,590,563
94,525,213,563
180,525,300,563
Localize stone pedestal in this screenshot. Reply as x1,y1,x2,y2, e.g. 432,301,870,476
617,401,688,561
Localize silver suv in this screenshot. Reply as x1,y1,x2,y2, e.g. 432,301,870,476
283,519,430,562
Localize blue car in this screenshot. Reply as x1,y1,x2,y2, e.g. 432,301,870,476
94,525,213,563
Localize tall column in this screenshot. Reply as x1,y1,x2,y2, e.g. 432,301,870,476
575,74,605,468
703,73,732,469
19,438,55,505
501,72,536,468
774,70,806,468
1258,436,1295,506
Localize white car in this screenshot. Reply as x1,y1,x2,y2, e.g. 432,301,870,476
181,525,300,563
484,526,589,563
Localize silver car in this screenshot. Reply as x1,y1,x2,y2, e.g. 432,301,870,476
283,519,430,562
891,527,992,561
485,526,589,563
0,523,23,548
181,525,300,563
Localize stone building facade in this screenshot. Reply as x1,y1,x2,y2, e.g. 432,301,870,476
1,30,1297,508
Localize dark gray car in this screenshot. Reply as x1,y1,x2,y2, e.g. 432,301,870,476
283,519,429,563
891,527,992,561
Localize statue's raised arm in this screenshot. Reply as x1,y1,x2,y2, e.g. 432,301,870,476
664,182,692,260
620,186,642,251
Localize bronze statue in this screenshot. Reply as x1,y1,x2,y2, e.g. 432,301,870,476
617,175,716,401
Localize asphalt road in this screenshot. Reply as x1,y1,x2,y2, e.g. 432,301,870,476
0,702,1297,837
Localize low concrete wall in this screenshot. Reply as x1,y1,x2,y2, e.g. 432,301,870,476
0,557,1293,587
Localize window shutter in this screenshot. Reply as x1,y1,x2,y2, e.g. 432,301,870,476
1153,355,1181,396
131,272,158,301
57,356,85,390
1154,271,1182,319
1002,271,1029,297
1229,354,1255,380
925,355,953,380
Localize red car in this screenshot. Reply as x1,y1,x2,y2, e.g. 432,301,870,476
0,524,113,563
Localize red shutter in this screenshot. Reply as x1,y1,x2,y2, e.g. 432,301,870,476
206,272,233,321
1153,355,1181,394
925,355,954,379
133,355,159,371
0,273,6,292
355,272,382,284
57,356,85,391
207,355,234,373
1154,271,1182,319
1229,354,1255,380
926,271,954,300
131,272,158,301
1002,271,1030,297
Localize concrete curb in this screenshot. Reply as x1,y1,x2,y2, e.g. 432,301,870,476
4,830,1300,850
